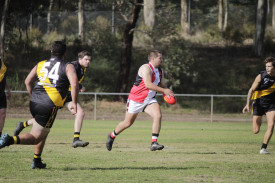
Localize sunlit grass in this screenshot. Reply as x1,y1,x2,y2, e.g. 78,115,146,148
0,118,274,182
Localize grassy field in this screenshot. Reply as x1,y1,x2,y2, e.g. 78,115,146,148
0,118,275,183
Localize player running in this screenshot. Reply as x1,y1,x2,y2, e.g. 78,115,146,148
106,50,174,151
13,50,91,148
243,57,275,154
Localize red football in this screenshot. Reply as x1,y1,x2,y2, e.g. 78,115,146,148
163,94,177,105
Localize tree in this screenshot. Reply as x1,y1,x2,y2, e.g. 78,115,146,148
0,0,10,59
181,0,190,35
144,0,155,28
116,0,143,97
78,0,85,42
47,0,54,33
273,0,275,30
218,0,223,31
254,0,267,56
223,0,228,30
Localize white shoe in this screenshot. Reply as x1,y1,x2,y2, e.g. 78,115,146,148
260,148,270,154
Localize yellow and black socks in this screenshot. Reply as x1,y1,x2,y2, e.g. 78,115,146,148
12,135,20,144
152,133,159,143
33,154,42,162
74,132,80,142
23,121,29,128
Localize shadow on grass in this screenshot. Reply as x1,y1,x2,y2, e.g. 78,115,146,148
61,166,209,171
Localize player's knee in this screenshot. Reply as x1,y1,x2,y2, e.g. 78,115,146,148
154,113,162,121
78,108,85,117
253,129,260,134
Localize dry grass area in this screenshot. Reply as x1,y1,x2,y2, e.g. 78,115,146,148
6,100,252,123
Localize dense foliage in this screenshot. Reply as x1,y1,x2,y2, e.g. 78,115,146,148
1,0,275,96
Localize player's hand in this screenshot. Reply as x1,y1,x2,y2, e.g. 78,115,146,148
70,103,77,115
242,104,249,113
163,89,174,99
80,86,85,92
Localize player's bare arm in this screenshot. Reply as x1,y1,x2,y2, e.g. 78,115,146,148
242,74,261,113
139,65,174,97
25,65,37,96
66,64,79,115
5,81,11,99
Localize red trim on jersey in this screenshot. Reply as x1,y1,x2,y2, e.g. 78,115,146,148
128,63,156,103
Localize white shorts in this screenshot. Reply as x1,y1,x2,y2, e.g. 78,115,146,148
127,98,158,114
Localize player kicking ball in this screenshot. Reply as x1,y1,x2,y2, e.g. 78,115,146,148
106,50,174,151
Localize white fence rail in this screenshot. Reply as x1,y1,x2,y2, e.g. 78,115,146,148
8,91,248,123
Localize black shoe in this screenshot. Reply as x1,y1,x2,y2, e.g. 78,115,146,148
106,133,115,151
31,159,47,169
0,133,13,149
72,140,89,148
150,142,164,151
14,122,24,136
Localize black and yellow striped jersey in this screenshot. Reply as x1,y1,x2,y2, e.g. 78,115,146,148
69,60,86,91
0,59,7,94
252,70,275,103
30,57,70,107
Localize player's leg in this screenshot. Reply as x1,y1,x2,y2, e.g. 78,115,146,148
144,102,164,151
260,111,275,154
0,94,7,137
252,115,262,134
0,108,6,137
14,118,34,136
0,119,49,149
30,121,50,169
106,112,139,151
65,102,89,148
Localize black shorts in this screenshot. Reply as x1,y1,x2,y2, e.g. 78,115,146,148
0,93,7,109
30,101,59,128
252,100,275,116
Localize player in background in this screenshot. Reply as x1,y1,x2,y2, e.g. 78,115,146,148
13,50,91,148
242,57,275,154
0,41,79,169
0,57,11,137
106,50,174,151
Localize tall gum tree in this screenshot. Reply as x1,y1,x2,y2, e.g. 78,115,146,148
116,0,143,98
254,0,267,56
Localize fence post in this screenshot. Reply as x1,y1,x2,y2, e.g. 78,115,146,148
94,93,97,120
211,95,213,123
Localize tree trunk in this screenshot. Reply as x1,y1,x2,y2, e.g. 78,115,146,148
47,0,54,33
181,0,190,35
117,0,142,99
144,0,155,28
0,0,10,59
273,0,275,30
223,0,228,30
78,0,85,42
254,0,267,56
218,0,223,31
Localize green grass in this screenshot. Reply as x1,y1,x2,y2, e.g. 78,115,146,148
1,118,275,183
